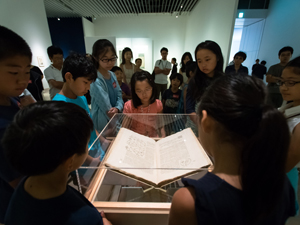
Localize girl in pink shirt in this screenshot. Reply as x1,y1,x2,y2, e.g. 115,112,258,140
123,71,163,137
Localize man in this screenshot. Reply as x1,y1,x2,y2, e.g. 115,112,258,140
225,51,249,76
266,46,293,108
252,60,267,80
44,46,64,99
154,47,171,99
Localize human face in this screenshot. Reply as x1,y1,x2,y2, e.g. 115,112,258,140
279,51,292,64
124,51,132,61
136,59,142,68
183,55,190,65
99,50,117,71
161,50,168,60
0,55,31,98
196,49,218,77
69,76,93,96
114,70,123,82
171,78,181,90
50,54,63,69
280,67,300,106
135,80,153,105
234,56,244,66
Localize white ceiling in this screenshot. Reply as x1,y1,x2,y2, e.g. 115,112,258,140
44,0,200,18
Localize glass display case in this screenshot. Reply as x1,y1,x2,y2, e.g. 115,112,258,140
72,114,211,225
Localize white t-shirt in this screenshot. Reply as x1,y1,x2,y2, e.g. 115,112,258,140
154,59,172,84
44,65,63,99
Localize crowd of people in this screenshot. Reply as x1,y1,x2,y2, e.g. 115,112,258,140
0,24,300,225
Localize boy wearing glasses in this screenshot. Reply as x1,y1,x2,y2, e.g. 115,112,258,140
266,46,294,108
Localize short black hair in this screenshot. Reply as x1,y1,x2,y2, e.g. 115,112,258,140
135,58,142,63
278,46,293,56
185,61,197,78
130,71,156,108
169,73,183,87
47,45,63,58
261,60,266,65
172,58,176,63
62,53,97,82
160,47,168,53
0,26,32,61
2,101,94,176
234,51,247,61
111,66,123,73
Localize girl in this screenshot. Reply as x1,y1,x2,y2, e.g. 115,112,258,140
90,39,124,132
123,71,163,137
182,61,197,113
278,56,300,213
169,75,296,225
179,52,193,84
171,57,178,74
120,47,136,85
185,41,224,134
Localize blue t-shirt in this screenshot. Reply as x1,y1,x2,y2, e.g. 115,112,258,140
5,177,103,225
0,98,22,223
182,172,295,225
162,89,182,113
52,94,105,160
104,75,117,107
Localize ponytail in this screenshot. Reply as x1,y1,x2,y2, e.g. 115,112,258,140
241,105,290,222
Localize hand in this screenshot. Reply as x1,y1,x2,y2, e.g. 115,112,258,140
107,107,119,118
101,211,112,225
19,95,36,109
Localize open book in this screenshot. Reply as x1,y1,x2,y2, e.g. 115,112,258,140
105,128,212,187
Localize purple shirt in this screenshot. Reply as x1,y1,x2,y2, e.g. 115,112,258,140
120,83,131,102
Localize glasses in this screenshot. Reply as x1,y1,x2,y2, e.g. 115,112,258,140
100,56,118,63
276,80,300,87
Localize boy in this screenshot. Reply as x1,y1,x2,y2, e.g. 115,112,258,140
52,53,106,162
266,46,294,108
111,66,131,102
162,73,183,113
225,51,249,76
2,102,111,225
44,45,64,99
0,26,31,224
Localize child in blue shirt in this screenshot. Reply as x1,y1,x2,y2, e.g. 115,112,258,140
90,39,124,132
0,26,32,223
2,101,111,225
52,53,106,161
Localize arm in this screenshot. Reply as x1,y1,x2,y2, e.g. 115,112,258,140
286,123,300,172
266,74,281,83
162,68,171,75
155,66,164,74
168,187,197,225
48,79,64,89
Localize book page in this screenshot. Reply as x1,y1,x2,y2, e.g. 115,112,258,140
105,128,159,184
156,128,212,184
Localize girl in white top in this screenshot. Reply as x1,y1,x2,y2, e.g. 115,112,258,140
278,56,300,213
120,47,136,86
179,52,193,85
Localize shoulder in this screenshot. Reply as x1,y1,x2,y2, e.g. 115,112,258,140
169,187,197,225
124,100,133,113
52,93,66,101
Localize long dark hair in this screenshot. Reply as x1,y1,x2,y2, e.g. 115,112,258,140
180,52,193,73
189,40,224,102
121,47,133,65
92,39,117,69
198,75,290,223
130,71,156,108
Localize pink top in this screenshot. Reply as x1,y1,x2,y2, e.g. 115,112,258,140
123,99,163,137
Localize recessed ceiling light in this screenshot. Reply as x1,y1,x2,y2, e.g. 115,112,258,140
57,18,60,21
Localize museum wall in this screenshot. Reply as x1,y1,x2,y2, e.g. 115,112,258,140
184,0,239,66
0,0,52,89
93,14,188,69
258,0,300,66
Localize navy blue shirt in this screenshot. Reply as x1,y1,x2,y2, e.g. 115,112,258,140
0,98,22,223
225,64,249,76
162,89,182,113
252,64,267,80
5,177,103,225
182,172,295,225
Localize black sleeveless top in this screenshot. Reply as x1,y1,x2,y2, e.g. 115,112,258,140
182,172,295,225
